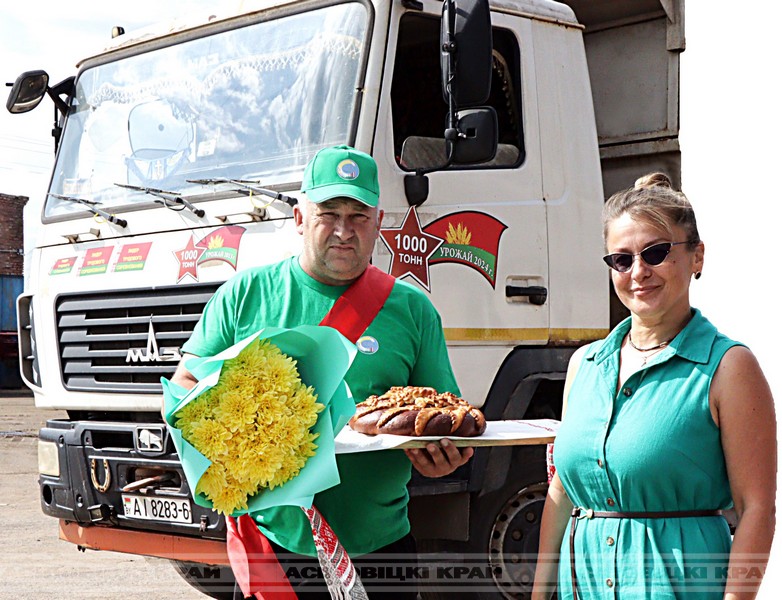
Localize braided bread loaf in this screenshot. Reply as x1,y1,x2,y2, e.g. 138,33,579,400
348,386,486,437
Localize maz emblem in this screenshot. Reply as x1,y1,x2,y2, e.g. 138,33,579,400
126,320,182,363
136,427,165,453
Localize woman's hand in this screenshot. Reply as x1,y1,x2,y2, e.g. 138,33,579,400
531,472,573,600
713,346,776,599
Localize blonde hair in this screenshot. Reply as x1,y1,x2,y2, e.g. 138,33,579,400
602,172,700,248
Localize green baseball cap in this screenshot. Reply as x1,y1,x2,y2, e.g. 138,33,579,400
302,145,380,207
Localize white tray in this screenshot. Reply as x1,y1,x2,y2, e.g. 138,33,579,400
333,419,560,453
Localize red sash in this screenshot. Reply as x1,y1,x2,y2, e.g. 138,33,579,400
228,264,396,599
319,265,397,344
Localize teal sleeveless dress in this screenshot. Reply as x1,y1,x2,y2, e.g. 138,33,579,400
553,309,739,598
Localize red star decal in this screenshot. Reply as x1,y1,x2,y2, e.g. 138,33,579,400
379,207,444,291
173,236,207,283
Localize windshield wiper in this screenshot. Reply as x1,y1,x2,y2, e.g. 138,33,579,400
188,178,298,207
48,193,128,228
114,183,206,218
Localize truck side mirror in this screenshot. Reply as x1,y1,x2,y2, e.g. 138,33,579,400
440,0,492,107
7,72,74,152
403,0,495,208
440,0,497,166
449,107,498,165
6,70,49,114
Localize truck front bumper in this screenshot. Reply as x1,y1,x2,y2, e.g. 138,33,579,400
58,520,229,564
38,419,227,543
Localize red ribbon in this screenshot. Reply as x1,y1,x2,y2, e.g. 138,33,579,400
227,514,297,599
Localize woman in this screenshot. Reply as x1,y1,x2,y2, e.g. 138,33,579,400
531,173,776,599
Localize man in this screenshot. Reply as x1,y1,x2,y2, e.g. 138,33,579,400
171,145,472,598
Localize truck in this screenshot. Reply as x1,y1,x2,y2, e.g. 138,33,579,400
7,0,685,597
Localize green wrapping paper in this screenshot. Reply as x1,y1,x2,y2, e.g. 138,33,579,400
161,325,357,514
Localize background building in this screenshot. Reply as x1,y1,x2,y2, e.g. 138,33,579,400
0,193,26,388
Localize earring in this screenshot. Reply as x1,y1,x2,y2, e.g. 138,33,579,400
694,272,702,280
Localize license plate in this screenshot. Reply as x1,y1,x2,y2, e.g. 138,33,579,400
122,494,192,524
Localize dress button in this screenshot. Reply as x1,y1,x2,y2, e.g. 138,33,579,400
622,387,632,397
607,536,615,546
606,578,614,588
607,497,615,506
597,459,603,468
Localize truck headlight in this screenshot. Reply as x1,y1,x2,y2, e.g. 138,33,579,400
38,440,60,476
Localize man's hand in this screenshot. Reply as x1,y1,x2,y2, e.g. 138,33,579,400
171,355,199,391
162,355,199,418
404,438,474,478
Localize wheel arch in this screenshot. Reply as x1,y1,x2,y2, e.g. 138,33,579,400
468,345,575,496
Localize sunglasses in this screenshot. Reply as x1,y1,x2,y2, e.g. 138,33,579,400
602,241,691,273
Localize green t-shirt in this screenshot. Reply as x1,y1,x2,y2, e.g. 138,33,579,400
182,257,459,555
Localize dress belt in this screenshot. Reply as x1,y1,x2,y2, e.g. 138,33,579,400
568,506,724,599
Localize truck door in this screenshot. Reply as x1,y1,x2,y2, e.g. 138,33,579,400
373,5,547,406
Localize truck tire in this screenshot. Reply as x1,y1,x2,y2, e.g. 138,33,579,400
418,461,548,600
171,560,236,600
475,480,548,599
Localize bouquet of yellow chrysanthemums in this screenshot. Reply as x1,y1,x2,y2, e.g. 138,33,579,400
161,325,357,516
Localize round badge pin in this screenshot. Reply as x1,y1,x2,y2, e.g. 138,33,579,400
337,159,360,180
356,335,379,354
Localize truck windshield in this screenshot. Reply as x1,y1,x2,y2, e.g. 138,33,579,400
47,2,368,219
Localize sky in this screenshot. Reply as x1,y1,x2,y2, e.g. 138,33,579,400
0,1,222,199
682,4,782,595
2,0,782,595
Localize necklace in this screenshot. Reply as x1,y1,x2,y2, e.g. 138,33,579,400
627,332,673,366
627,333,672,353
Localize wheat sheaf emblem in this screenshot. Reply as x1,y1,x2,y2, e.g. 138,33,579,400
445,222,472,246
207,235,224,249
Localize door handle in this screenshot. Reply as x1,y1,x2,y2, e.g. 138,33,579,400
505,285,547,305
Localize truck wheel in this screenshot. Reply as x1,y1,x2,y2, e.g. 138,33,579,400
480,481,548,599
171,560,236,600
417,472,548,599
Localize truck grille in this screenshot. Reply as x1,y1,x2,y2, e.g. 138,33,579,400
56,284,221,393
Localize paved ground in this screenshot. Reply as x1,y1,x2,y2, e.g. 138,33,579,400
0,390,204,599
